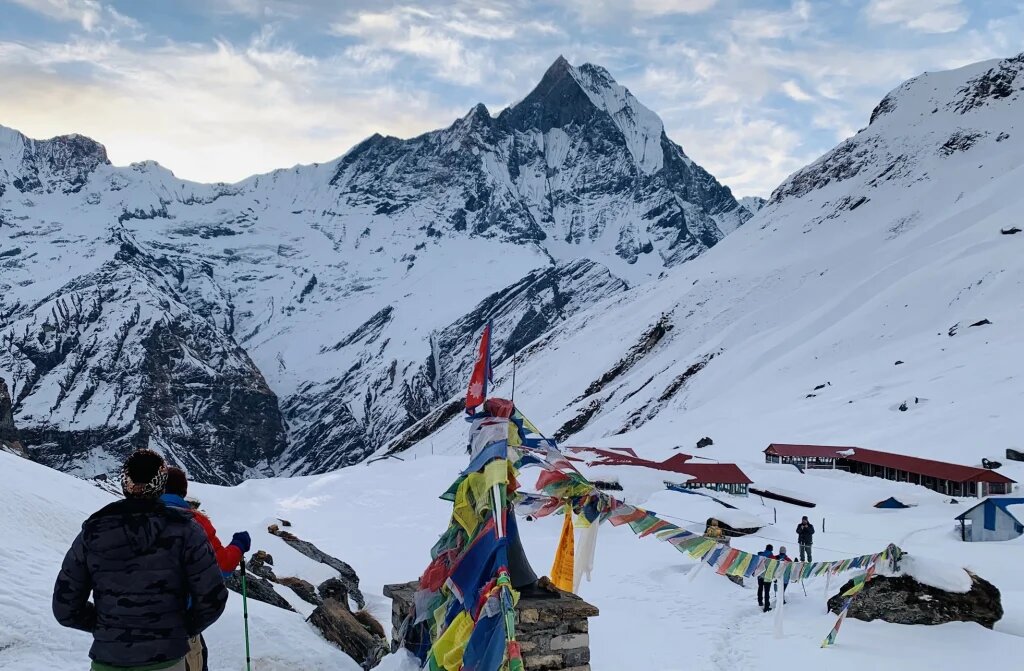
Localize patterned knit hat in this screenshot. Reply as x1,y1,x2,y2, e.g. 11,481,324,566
120,449,168,499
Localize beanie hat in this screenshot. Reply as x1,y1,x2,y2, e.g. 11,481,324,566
165,467,188,497
120,449,168,499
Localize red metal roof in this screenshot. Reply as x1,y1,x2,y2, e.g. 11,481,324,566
764,443,1015,484
567,446,750,484
669,462,753,485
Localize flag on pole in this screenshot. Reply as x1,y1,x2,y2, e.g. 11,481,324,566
465,321,493,413
821,598,852,647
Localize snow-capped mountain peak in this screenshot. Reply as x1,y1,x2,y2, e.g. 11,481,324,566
0,124,109,195
501,56,667,175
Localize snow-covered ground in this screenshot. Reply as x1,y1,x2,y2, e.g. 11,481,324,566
2,445,1022,671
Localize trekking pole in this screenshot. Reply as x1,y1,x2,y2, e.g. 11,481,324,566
240,558,252,671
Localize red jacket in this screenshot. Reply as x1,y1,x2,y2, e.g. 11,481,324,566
192,509,243,573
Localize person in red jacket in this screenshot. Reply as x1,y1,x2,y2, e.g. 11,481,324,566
162,467,250,671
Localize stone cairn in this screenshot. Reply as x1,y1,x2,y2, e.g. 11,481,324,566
384,581,599,671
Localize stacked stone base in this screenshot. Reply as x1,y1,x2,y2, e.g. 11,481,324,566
384,581,599,671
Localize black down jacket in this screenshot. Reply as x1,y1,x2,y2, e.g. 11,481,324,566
52,498,228,666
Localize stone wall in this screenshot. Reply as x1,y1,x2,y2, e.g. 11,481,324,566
384,581,599,671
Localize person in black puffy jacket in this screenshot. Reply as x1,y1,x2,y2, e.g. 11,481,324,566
52,449,228,671
796,516,815,562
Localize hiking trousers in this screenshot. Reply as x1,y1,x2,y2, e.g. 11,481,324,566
799,543,812,562
185,635,204,671
757,578,771,610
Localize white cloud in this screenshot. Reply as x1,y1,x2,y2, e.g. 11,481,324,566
865,0,969,34
631,0,717,15
8,0,139,33
330,8,492,85
0,34,463,184
781,79,814,102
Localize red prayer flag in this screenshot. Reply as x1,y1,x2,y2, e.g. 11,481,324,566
465,321,493,413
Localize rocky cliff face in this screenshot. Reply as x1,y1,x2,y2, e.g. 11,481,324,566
0,57,751,483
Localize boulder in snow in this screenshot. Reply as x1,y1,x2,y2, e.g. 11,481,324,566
828,568,1002,629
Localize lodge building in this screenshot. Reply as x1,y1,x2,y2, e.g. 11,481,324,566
764,443,1015,498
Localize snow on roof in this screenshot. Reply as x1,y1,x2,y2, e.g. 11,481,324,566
956,497,1024,521
705,508,764,530
765,444,1016,484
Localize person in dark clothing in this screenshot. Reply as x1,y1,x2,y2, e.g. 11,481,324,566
53,450,228,671
756,544,774,612
796,516,815,562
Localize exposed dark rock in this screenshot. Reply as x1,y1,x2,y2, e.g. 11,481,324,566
0,377,26,456
939,131,984,156
895,360,904,365
981,458,1002,470
828,572,1002,629
308,598,388,670
969,318,992,327
1001,226,1022,235
278,576,321,606
554,397,604,443
696,436,714,449
268,524,365,609
952,53,1024,114
224,570,295,612
247,550,277,581
1006,448,1024,462
659,352,717,402
576,313,673,400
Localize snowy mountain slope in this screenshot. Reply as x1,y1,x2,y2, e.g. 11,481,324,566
0,57,754,483
394,53,1024,473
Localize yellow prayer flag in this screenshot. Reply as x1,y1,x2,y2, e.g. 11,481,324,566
550,506,576,592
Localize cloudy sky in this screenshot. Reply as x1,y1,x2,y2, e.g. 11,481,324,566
1,0,1021,196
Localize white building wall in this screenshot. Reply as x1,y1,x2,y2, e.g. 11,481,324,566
964,506,1023,542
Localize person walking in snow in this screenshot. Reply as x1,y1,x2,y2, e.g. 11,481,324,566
756,544,774,612
162,467,250,671
53,450,228,671
775,545,792,603
796,516,814,562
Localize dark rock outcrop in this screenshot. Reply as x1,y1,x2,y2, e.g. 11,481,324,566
224,570,296,612
828,572,1002,629
268,524,365,609
309,597,388,670
0,377,26,456
278,576,321,606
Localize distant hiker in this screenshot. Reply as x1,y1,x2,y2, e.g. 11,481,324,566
756,544,774,612
162,467,251,671
776,545,792,603
53,450,228,671
796,516,815,562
